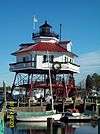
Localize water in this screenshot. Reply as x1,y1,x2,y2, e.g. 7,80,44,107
4,122,98,134
0,119,4,134
0,94,98,134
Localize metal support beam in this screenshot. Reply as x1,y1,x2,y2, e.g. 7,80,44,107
29,73,33,97
25,73,30,97
11,72,18,95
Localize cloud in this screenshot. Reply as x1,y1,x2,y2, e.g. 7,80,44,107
75,50,100,84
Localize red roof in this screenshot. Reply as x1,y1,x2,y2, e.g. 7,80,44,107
13,42,67,55
32,42,67,52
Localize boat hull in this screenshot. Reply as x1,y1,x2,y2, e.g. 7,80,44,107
60,114,92,123
16,112,62,122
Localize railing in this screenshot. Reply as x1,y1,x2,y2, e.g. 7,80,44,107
9,61,80,73
9,61,36,71
32,31,59,39
42,62,80,73
61,62,80,73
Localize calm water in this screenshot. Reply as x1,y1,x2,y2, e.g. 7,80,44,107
4,122,98,134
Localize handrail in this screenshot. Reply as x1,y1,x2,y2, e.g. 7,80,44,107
9,60,36,65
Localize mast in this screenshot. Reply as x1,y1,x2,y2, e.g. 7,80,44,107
60,24,62,41
3,81,6,113
47,51,54,111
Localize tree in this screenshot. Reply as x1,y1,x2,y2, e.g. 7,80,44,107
86,75,93,90
86,73,100,91
92,73,100,90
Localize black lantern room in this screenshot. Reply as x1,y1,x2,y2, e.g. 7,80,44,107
32,21,59,39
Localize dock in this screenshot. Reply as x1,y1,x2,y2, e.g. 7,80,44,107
0,104,4,134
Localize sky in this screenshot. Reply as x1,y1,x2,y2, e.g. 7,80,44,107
0,0,100,86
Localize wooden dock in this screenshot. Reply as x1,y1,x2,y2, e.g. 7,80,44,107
0,103,5,120
0,112,4,120
0,105,4,134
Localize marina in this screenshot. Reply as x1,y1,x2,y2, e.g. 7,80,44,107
6,20,100,122
0,11,99,134
1,20,100,130
0,0,100,133
0,104,4,134
4,121,98,134
7,20,81,124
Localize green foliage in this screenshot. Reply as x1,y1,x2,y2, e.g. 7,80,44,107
92,73,100,89
86,75,93,90
0,86,11,92
86,73,100,90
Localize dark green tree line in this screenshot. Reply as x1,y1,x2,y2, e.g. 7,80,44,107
86,73,100,90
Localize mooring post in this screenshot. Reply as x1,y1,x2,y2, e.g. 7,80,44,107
62,98,65,113
29,98,30,107
47,118,54,134
3,81,7,121
18,99,19,107
84,98,86,111
98,118,100,134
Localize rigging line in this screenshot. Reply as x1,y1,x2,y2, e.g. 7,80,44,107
47,51,54,111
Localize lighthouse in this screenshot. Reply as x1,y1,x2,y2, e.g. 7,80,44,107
9,20,80,99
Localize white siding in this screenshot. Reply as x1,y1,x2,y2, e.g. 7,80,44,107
32,53,36,61
53,54,63,62
16,54,32,62
37,55,43,68
62,54,74,63
10,51,79,73
67,42,72,52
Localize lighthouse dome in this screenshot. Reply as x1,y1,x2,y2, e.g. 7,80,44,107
32,21,59,43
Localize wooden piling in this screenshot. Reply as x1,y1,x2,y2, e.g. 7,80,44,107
18,99,20,107
47,118,54,134
98,118,100,134
0,105,4,134
62,99,65,113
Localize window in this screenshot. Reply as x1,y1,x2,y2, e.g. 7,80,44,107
43,55,48,62
43,55,54,63
23,57,26,62
64,57,68,62
69,59,73,63
23,56,30,62
70,59,72,63
50,55,54,63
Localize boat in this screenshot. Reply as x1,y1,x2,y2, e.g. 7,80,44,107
0,106,4,134
60,108,92,123
16,110,62,122
67,108,80,117
6,121,47,129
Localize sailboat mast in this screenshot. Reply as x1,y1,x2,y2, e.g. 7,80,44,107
3,81,7,113
47,51,54,111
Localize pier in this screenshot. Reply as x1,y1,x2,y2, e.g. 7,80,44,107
0,105,4,134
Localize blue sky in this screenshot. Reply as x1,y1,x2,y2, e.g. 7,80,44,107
0,0,100,86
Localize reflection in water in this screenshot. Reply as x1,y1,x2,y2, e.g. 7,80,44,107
5,122,98,134
0,119,4,134
62,122,97,134
5,122,47,134
5,127,47,134
17,129,47,134
60,125,75,134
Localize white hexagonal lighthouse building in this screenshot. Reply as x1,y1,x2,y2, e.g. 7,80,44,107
9,21,80,98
